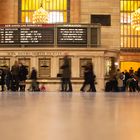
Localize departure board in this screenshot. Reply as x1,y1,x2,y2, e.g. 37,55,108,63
0,24,54,45
0,24,101,46
57,26,87,45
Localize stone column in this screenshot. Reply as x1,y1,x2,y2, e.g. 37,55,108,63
51,56,59,78
10,56,17,67
72,56,79,78
70,0,81,23
31,55,38,69
98,56,105,92
94,56,105,92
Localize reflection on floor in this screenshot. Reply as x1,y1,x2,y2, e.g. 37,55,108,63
0,92,140,140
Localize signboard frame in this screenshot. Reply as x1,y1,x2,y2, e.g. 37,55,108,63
0,24,101,47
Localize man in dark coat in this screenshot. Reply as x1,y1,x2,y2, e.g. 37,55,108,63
60,54,72,92
88,62,96,92
5,66,12,91
0,67,5,91
30,67,37,80
11,61,20,91
80,62,96,92
29,67,38,91
80,64,90,92
19,62,28,91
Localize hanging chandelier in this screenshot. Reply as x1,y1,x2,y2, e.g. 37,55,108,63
32,3,48,24
132,7,140,31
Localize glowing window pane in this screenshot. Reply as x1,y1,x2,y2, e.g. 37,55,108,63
20,0,68,23
22,0,25,10
121,62,140,72
21,12,25,22
64,0,67,10
121,1,140,12
48,12,63,23
63,12,67,22
138,38,140,47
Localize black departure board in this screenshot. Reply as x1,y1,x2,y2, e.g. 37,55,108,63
57,27,87,45
0,24,100,46
0,24,54,45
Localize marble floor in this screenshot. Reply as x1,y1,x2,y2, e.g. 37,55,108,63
0,92,140,140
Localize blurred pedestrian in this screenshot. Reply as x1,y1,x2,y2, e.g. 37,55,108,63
19,62,28,91
0,67,5,91
88,62,96,92
5,66,12,91
28,67,38,91
60,54,72,92
80,62,96,92
11,61,20,91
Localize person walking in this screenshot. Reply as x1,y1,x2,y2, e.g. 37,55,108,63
28,67,38,91
87,62,96,92
5,66,12,91
80,63,91,92
11,61,20,91
60,54,72,92
0,67,5,91
19,62,28,91
80,62,96,92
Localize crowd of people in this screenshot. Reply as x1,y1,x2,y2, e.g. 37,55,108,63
0,56,139,93
105,67,140,92
0,60,41,92
59,54,96,92
0,61,28,91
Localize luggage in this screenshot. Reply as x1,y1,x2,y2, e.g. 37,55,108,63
32,81,40,91
105,81,112,92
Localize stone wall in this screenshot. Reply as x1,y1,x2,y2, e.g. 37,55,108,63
0,0,18,24
80,0,120,50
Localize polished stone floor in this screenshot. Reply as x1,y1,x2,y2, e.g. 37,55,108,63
0,92,140,140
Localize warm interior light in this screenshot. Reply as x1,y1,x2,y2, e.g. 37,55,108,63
131,7,140,30
48,12,63,23
32,5,48,24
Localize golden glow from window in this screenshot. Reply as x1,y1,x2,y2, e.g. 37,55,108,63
132,7,140,30
48,12,63,23
120,1,139,12
21,0,67,23
33,6,48,23
22,0,67,10
121,0,140,48
121,62,140,72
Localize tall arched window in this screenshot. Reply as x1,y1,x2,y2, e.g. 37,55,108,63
120,0,140,48
18,0,70,23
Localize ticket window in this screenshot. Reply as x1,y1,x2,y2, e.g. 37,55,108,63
80,58,92,78
0,58,10,69
18,58,30,75
38,58,51,78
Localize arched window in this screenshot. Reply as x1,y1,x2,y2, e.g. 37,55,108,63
18,0,70,23
120,0,140,48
